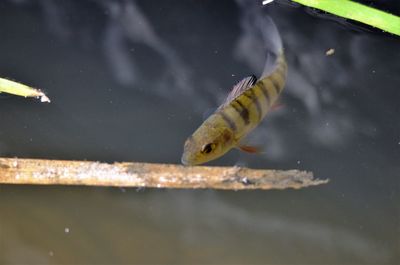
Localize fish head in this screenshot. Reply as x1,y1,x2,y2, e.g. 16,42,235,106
181,120,235,166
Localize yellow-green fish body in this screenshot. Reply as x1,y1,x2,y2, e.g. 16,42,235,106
181,52,287,165
219,54,287,140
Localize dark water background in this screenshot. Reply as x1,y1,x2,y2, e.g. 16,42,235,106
0,0,399,264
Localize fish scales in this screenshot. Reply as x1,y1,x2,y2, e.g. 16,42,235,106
216,53,287,140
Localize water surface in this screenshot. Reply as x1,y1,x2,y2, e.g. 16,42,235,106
0,0,399,264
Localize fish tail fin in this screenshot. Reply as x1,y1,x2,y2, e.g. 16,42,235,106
259,16,284,78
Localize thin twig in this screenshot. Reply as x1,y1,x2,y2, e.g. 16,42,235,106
0,77,50,102
0,157,328,190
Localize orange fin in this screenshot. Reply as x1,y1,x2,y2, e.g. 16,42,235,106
238,145,262,154
271,102,284,111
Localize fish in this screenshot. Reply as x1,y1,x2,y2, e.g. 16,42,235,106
181,17,287,166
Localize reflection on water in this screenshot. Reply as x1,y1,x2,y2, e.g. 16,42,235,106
0,0,399,264
0,187,393,263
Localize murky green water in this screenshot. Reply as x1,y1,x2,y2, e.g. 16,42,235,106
0,0,399,264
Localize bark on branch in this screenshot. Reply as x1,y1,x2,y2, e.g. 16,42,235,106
0,157,328,190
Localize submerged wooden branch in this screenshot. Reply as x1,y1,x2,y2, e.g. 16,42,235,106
0,157,328,190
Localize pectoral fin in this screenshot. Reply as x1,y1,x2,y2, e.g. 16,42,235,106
238,145,263,154
271,101,284,111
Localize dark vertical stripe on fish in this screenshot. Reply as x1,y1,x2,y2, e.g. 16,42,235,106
231,102,243,121
219,112,237,131
235,99,250,125
270,75,281,94
244,90,262,121
258,82,271,107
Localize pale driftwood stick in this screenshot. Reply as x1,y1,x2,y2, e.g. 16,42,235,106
0,157,328,190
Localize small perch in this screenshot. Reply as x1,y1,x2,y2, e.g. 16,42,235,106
0,157,328,190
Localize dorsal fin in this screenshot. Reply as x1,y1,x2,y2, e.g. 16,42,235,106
218,75,257,110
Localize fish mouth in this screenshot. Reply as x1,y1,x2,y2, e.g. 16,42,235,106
181,157,188,165
181,155,190,166
181,154,196,166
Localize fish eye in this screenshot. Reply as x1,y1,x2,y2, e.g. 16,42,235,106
201,143,215,154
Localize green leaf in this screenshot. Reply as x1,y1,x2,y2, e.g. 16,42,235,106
291,0,400,36
0,77,50,103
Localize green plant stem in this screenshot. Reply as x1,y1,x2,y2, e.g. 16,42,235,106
291,0,400,36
